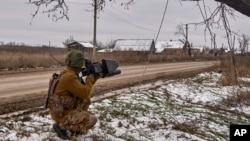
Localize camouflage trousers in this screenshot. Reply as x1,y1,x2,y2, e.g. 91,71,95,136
59,99,97,134
59,109,97,134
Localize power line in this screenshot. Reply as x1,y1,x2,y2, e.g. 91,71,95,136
67,2,92,5
103,9,155,32
111,6,159,28
140,0,170,87
155,0,170,42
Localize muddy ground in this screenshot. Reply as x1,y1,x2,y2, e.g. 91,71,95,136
0,67,217,115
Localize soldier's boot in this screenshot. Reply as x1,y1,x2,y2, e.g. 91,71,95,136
53,123,71,140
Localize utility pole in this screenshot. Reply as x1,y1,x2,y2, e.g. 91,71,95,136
185,24,188,42
93,0,97,58
185,24,191,56
213,33,216,50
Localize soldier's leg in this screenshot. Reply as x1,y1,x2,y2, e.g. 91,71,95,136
85,114,97,129
76,98,91,111
59,110,97,134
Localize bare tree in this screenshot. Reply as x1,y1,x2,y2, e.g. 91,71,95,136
174,24,186,43
28,0,69,22
215,0,250,18
28,0,250,22
28,0,133,22
238,34,250,55
62,35,75,49
182,0,250,18
174,24,191,56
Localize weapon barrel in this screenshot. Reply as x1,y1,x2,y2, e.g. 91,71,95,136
105,69,121,77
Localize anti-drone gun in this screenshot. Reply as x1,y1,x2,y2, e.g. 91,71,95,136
81,59,121,78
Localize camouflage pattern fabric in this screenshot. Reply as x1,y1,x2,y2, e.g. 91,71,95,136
50,95,77,116
50,94,90,116
46,71,80,116
44,73,59,109
50,95,64,116
75,98,91,111
59,109,97,134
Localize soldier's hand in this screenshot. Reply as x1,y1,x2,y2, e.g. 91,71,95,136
88,74,101,82
95,73,103,79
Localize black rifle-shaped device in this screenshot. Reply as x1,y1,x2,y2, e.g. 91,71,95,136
81,59,121,78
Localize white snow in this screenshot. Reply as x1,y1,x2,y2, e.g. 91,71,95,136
0,71,250,141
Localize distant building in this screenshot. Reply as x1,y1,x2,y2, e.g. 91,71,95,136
155,41,168,53
66,41,95,52
190,46,201,56
156,40,201,56
113,39,156,52
201,46,210,55
156,40,184,55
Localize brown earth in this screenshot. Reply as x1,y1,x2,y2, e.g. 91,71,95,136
0,61,219,115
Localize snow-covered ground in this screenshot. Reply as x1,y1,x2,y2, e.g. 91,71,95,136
0,71,250,141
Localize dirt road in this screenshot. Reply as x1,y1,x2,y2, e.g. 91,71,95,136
0,61,218,114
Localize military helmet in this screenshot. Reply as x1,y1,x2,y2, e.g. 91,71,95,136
66,50,85,69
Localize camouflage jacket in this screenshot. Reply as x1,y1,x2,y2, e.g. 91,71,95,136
46,66,97,122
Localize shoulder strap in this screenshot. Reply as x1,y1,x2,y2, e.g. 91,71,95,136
44,71,65,109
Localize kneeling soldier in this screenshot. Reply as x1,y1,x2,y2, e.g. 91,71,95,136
46,50,100,140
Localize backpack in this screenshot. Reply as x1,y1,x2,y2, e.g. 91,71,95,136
44,71,79,116
44,73,60,109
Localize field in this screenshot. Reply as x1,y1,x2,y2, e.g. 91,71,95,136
0,71,250,141
0,46,250,141
0,45,217,71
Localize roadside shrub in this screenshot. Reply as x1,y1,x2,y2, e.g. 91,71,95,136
219,55,250,86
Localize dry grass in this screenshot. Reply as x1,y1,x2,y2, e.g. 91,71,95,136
219,55,250,86
0,45,220,71
218,55,250,108
0,46,67,70
222,91,250,107
1,46,249,79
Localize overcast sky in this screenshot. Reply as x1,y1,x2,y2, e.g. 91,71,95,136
1,0,250,48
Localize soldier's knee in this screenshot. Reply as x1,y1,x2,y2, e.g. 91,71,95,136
90,114,97,123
